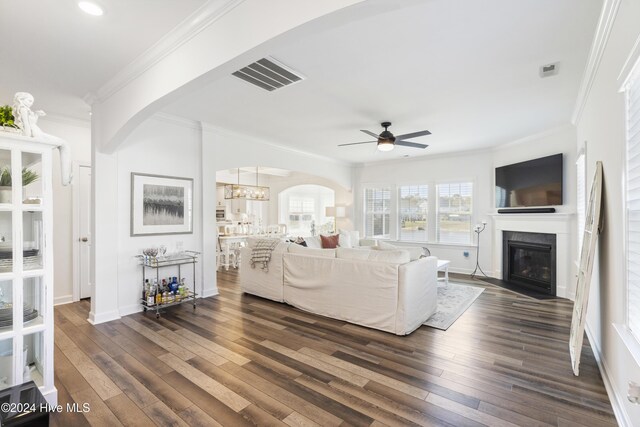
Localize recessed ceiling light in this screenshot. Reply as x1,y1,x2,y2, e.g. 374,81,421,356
78,1,104,16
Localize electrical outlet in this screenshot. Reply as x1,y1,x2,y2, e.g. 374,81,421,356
629,381,640,404
463,251,469,257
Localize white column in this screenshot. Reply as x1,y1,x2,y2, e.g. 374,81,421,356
89,121,121,324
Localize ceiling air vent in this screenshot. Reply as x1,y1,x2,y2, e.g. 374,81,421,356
539,62,559,78
232,57,304,91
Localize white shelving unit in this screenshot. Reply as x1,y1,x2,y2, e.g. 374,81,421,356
0,132,56,405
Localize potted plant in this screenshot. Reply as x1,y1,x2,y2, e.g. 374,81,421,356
0,167,39,204
0,106,18,133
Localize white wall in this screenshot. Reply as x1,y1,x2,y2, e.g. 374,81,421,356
353,126,576,276
115,117,203,316
575,0,640,423
38,116,91,305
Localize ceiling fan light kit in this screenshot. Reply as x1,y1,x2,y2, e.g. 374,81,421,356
377,139,395,151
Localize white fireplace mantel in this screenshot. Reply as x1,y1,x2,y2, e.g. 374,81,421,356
489,213,575,299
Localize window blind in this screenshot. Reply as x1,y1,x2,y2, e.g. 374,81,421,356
364,187,391,238
627,72,640,342
399,185,428,241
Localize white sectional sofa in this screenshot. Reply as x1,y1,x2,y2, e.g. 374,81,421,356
239,241,438,335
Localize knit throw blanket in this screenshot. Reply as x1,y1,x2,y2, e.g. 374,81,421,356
250,239,280,272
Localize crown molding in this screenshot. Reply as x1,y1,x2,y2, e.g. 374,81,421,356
491,124,574,151
90,0,245,104
201,122,353,167
357,124,574,169
571,0,621,125
617,32,640,91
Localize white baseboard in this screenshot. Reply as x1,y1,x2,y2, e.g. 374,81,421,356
585,323,633,427
201,288,219,298
54,295,74,306
119,304,144,317
88,309,121,325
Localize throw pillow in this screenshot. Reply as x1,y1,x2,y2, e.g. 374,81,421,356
321,234,340,249
338,231,352,248
304,235,322,248
358,238,377,247
338,229,360,247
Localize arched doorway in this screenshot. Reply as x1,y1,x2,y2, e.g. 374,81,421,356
278,185,335,237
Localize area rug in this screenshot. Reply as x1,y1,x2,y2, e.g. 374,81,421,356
423,282,484,330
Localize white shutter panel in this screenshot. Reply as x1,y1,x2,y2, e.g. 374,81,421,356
364,187,390,238
627,72,640,341
576,151,586,252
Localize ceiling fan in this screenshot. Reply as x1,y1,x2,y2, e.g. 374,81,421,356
338,122,431,152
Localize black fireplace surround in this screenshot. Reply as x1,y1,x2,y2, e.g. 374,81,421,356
502,231,556,296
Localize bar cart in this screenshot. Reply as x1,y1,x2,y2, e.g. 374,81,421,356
136,251,200,318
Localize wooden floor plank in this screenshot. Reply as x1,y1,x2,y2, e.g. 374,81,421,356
50,269,615,427
104,393,157,427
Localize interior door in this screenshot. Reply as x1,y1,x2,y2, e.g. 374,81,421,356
79,165,92,299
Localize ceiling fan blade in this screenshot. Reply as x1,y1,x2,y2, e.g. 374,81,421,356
395,130,431,140
338,141,376,147
360,130,380,139
396,140,429,149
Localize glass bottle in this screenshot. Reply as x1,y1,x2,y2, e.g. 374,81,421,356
147,284,155,306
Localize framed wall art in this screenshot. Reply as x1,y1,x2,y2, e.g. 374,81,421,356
131,173,193,236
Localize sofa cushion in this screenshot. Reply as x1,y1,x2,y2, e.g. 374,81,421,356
367,249,410,264
304,235,322,248
288,243,336,258
377,240,398,250
358,238,377,247
377,241,422,261
336,247,371,260
321,234,340,249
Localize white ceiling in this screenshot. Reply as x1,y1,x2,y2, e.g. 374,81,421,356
0,0,206,119
164,0,602,164
0,0,602,164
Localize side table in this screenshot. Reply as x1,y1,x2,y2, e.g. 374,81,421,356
437,259,451,285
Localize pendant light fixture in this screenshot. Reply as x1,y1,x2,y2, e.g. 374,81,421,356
224,167,270,201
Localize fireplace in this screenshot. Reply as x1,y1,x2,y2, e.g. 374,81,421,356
503,231,556,295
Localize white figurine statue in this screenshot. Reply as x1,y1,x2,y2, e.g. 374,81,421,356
12,92,73,186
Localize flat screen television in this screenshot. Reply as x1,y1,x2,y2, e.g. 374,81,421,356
495,153,563,208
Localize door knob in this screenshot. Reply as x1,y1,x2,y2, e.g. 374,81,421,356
80,237,88,242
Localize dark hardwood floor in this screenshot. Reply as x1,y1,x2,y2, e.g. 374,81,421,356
51,270,616,426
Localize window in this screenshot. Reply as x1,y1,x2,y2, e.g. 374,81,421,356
437,182,473,244
399,185,428,241
364,187,391,238
625,69,640,342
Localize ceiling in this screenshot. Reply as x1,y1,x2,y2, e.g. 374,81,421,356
0,0,206,119
164,0,602,164
0,0,602,164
